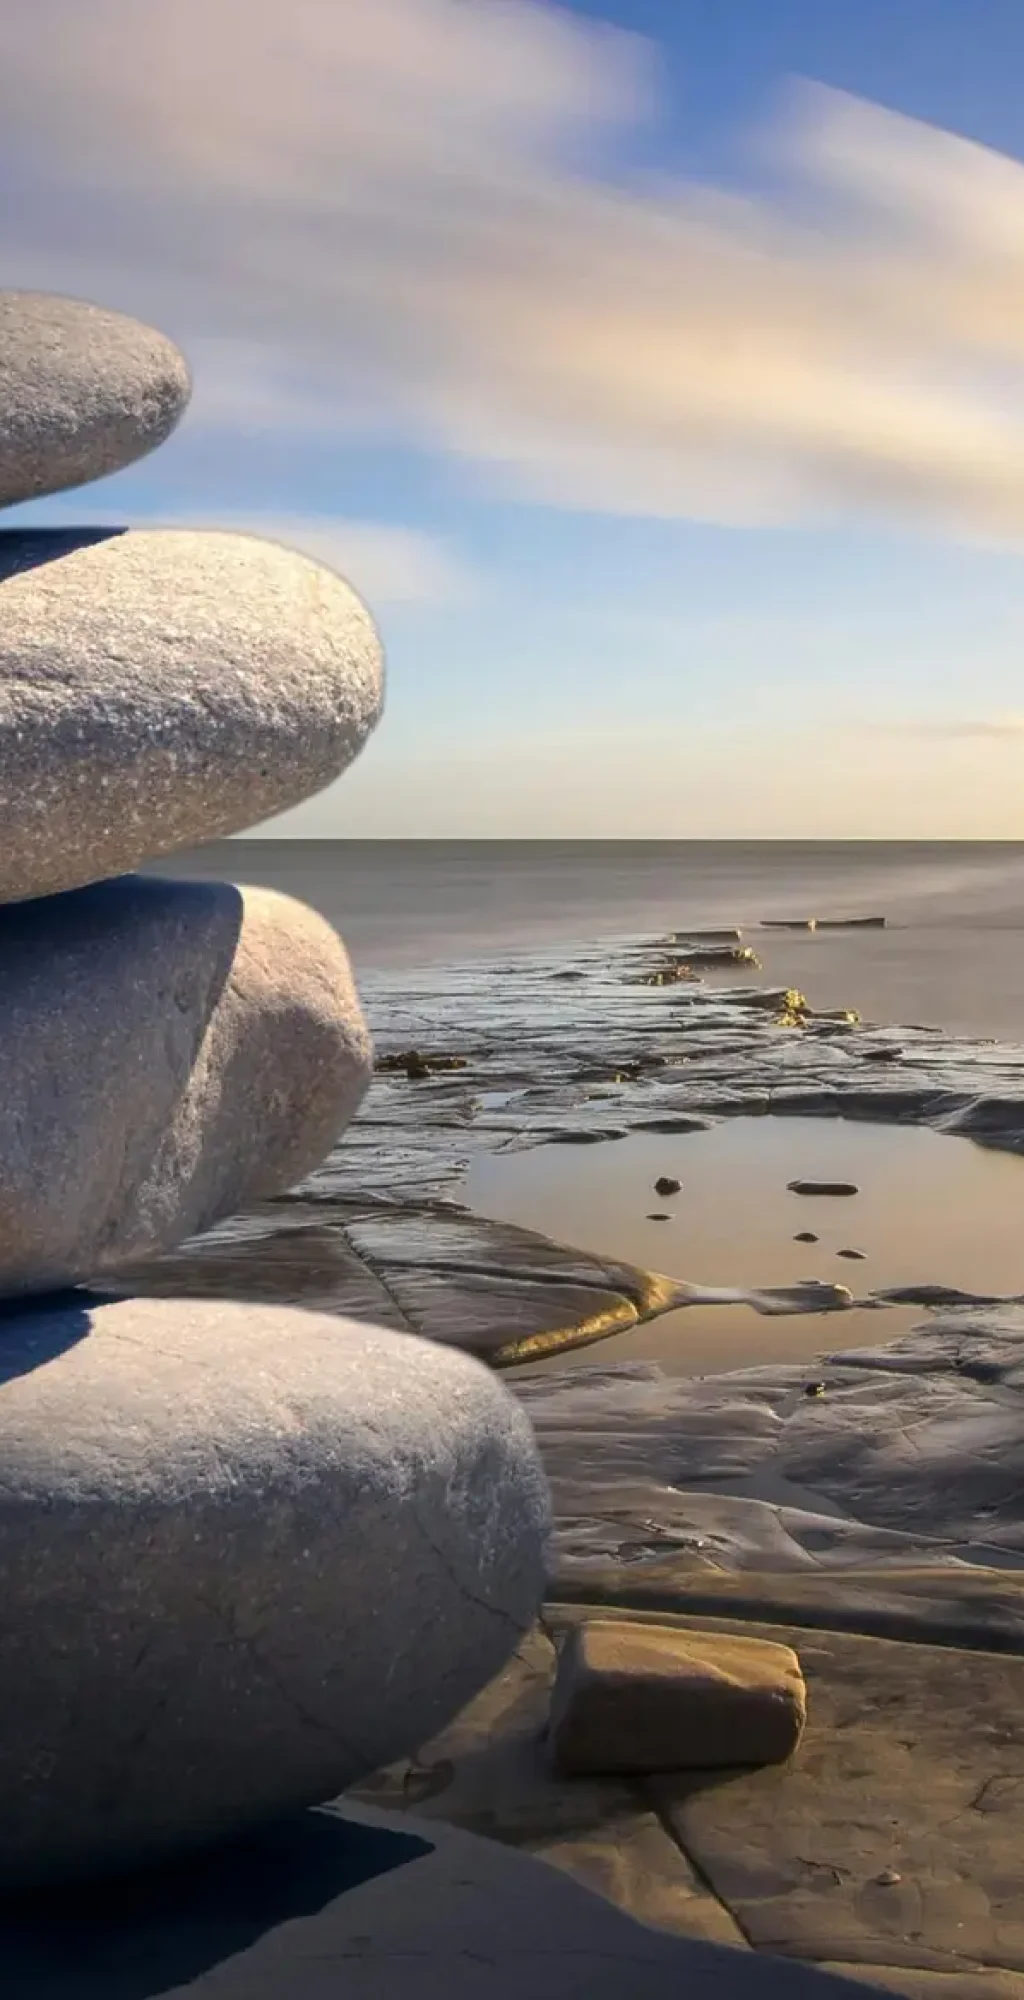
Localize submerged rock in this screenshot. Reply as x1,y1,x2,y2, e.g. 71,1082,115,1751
0,875,372,1297
787,1180,860,1198
0,291,191,508
654,1176,683,1197
0,1299,549,1886
0,527,383,902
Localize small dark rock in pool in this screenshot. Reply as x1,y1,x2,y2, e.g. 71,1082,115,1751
794,1231,819,1243
837,1247,867,1261
654,1176,682,1197
646,1212,671,1222
804,1381,827,1397
787,1179,859,1197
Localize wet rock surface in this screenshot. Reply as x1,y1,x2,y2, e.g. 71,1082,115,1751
108,922,1024,1680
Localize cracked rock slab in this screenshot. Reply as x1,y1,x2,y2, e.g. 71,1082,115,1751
109,1196,690,1365
0,1300,550,1887
0,876,372,1298
0,291,190,509
0,527,383,902
551,1606,1024,1978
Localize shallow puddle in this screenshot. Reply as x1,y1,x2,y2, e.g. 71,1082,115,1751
465,1115,1024,1374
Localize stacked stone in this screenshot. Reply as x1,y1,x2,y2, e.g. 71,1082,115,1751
0,292,549,1888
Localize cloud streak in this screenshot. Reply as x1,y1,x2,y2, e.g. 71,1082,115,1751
864,715,1024,741
5,0,1024,537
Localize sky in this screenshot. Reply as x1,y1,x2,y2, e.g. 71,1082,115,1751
5,0,1024,837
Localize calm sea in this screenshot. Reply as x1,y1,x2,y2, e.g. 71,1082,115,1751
156,839,1024,1045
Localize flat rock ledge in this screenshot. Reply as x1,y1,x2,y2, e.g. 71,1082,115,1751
351,1604,1024,2000
0,1799,881,2000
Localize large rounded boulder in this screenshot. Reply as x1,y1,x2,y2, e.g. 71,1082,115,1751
0,874,372,1297
0,526,384,902
0,1300,551,1886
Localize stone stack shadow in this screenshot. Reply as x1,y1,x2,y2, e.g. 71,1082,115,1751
0,291,550,1888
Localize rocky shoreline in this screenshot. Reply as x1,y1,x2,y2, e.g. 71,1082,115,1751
128,918,1024,1593
122,912,1024,1992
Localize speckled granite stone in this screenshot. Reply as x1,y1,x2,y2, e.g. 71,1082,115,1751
0,1301,550,1885
0,527,384,903
0,291,191,508
0,874,372,1297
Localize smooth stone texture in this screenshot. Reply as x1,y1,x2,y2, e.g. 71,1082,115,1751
0,1801,884,2000
0,527,383,902
0,875,372,1296
548,1620,806,1775
0,291,191,509
0,1302,550,1887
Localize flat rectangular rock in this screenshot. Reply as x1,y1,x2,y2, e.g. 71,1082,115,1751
349,1626,746,1949
548,1619,806,1775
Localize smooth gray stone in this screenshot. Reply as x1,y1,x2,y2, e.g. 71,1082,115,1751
0,291,190,508
0,1302,550,1888
0,527,383,902
0,875,372,1297
0,1798,888,1999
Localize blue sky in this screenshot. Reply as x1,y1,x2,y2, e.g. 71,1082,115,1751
6,0,1024,836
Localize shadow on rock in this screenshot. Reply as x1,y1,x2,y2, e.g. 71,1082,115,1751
0,1808,432,2000
0,1291,101,1377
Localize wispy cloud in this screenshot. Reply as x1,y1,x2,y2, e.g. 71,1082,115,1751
862,715,1024,741
6,0,1024,538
